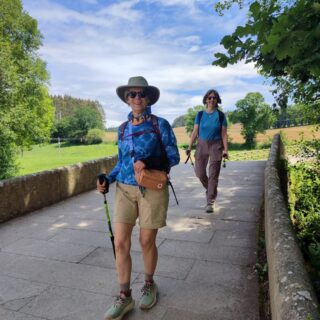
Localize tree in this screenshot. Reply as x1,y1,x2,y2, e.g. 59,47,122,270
213,0,320,114
172,115,186,128
85,128,104,145
67,106,104,141
51,95,105,124
225,110,237,124
286,103,314,126
184,105,205,135
0,0,54,179
51,95,106,142
232,92,275,147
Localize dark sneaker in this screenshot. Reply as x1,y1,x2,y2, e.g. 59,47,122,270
139,281,158,310
104,292,135,320
205,203,214,213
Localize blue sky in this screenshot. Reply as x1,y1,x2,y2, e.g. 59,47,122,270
22,0,273,127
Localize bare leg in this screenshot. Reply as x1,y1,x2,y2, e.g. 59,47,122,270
114,223,134,286
139,228,158,277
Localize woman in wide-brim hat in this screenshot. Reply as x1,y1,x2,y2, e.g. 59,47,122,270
116,76,160,105
97,76,180,320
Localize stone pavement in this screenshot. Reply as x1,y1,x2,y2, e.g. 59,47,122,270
0,161,266,320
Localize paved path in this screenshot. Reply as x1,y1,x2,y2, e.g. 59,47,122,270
0,161,265,320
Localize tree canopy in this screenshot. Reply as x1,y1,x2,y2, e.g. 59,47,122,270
52,95,105,124
68,106,104,141
0,0,54,179
232,92,275,146
213,0,320,111
51,95,105,142
172,115,186,128
184,105,205,135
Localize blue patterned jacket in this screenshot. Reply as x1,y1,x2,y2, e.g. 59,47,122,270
107,110,180,186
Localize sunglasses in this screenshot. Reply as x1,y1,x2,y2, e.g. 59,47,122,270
207,96,218,100
127,91,147,99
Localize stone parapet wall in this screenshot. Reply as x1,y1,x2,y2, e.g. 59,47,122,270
0,156,118,223
264,134,319,320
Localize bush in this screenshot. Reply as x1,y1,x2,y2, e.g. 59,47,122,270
85,128,103,145
289,162,320,269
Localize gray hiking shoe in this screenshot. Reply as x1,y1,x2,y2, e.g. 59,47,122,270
104,292,135,320
139,281,158,310
205,203,214,213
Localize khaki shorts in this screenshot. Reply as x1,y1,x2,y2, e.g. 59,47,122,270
114,182,169,229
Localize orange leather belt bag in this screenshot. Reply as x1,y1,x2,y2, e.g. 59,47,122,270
134,169,168,190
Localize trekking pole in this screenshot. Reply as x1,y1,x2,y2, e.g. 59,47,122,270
222,153,228,168
184,151,194,166
168,179,179,206
98,174,116,259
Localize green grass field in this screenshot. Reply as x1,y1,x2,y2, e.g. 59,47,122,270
16,124,316,176
17,143,118,176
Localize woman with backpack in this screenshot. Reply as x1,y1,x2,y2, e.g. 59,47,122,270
97,76,180,320
186,89,228,213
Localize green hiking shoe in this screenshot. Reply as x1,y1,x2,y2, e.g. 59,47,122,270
104,292,135,320
139,281,158,310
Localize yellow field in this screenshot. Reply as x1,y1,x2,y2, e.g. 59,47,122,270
104,131,117,142
104,124,319,145
226,124,319,144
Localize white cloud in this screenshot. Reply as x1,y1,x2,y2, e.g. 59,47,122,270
26,1,113,27
98,0,142,22
147,0,197,9
175,35,201,47
22,0,273,127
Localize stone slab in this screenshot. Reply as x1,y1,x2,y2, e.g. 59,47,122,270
0,306,46,320
81,247,195,280
211,228,257,248
2,238,96,263
20,286,110,320
160,281,259,319
49,228,114,249
158,215,215,243
0,252,125,295
158,239,257,266
186,260,257,288
0,275,48,311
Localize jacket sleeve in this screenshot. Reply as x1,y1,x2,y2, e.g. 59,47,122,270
107,129,122,183
159,118,180,169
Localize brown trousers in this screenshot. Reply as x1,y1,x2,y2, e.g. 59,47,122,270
194,139,223,204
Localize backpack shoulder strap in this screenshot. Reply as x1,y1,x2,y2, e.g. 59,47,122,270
150,114,164,151
198,110,203,123
197,111,203,134
151,114,178,204
217,109,225,127
150,114,160,134
150,114,160,135
119,120,129,141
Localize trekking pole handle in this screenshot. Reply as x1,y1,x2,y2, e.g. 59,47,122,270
97,173,109,194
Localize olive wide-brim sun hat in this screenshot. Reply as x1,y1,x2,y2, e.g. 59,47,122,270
116,76,160,105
